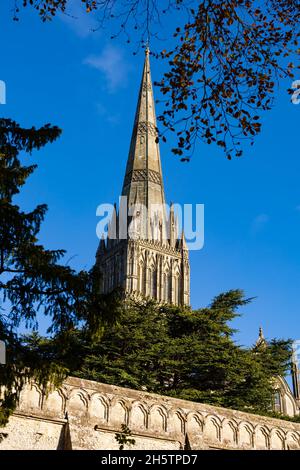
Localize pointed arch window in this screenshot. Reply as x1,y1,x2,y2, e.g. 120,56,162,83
164,271,168,302
152,269,157,299
149,267,157,299
168,274,172,302
139,262,146,295
274,391,282,413
174,273,181,305
163,273,167,301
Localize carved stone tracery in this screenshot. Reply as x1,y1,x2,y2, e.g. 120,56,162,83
137,121,158,137
124,169,162,187
142,81,152,92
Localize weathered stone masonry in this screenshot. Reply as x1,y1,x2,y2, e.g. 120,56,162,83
1,376,300,450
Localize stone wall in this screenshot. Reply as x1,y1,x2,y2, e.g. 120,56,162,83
1,376,300,450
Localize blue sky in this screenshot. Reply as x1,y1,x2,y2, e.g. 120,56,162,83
1,3,300,353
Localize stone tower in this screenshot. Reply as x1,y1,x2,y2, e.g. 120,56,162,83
95,49,190,305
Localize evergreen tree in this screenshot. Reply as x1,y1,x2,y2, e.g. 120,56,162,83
0,118,120,425
54,291,292,415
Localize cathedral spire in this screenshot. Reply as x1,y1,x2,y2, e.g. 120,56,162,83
122,49,165,221
96,52,190,306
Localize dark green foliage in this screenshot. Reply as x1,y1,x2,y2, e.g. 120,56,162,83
49,291,292,416
0,115,294,423
0,118,121,425
115,424,136,450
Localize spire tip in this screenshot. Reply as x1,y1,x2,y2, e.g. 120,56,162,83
145,38,150,55
259,326,264,338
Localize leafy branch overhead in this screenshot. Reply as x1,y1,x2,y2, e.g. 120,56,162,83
15,0,300,159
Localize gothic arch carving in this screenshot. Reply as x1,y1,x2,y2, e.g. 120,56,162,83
238,421,255,448
109,398,130,426
173,408,188,421
68,387,89,402
148,253,157,270
172,410,186,435
130,401,149,429
67,389,89,418
42,387,66,417
173,270,181,304
138,259,146,294
274,376,299,416
173,261,181,276
149,405,168,432
68,388,89,405
131,399,149,415
204,414,222,441
89,393,109,421
139,248,146,262
162,266,172,302
19,382,42,411
222,419,238,445
148,264,158,298
186,412,204,433
254,425,270,450
286,431,300,450
110,396,131,409
270,428,285,450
